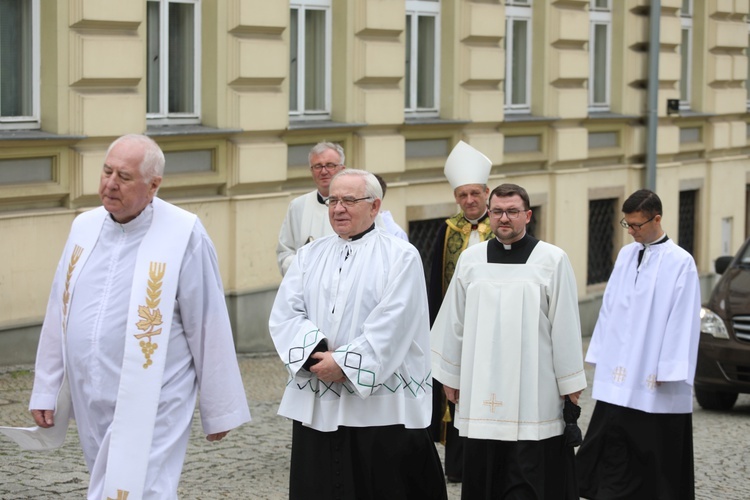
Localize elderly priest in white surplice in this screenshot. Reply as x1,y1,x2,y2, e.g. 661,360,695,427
269,169,447,500
1,134,251,500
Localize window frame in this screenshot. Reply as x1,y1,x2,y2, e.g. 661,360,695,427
0,0,40,130
289,0,332,120
405,0,441,118
146,0,202,126
504,2,533,114
588,0,612,112
679,0,693,110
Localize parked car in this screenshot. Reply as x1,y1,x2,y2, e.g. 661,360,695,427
695,238,750,410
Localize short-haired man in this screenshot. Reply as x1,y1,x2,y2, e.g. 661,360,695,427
431,183,587,499
427,140,493,482
276,142,346,276
269,169,447,500
2,135,251,499
577,189,701,499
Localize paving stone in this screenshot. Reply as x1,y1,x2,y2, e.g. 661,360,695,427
0,345,747,499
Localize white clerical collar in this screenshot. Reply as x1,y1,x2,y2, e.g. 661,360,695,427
465,211,488,226
107,202,154,233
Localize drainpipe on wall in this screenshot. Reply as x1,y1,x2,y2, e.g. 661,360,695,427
645,0,661,191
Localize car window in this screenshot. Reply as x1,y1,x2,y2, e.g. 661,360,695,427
740,244,750,264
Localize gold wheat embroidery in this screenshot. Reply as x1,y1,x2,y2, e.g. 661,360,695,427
134,262,166,369
61,245,84,334
107,490,129,500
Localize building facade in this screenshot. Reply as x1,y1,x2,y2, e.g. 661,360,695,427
1,0,748,364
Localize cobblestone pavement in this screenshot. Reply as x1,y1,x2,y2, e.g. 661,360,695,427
0,347,749,499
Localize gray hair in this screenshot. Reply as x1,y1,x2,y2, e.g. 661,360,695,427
105,134,165,183
308,142,345,166
331,169,383,200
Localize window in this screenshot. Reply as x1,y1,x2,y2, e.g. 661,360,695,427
147,0,201,125
405,0,440,117
679,0,692,109
679,189,698,256
589,0,611,111
408,217,445,287
0,0,39,129
504,1,532,114
289,0,331,119
587,198,616,285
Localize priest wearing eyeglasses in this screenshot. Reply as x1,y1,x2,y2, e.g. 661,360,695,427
431,183,587,499
276,142,347,276
576,189,701,500
269,169,447,500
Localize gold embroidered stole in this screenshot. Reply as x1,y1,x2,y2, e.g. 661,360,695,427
103,198,196,500
441,213,492,295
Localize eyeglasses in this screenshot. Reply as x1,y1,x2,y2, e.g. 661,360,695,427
488,209,525,219
310,163,342,171
325,196,373,208
620,214,656,230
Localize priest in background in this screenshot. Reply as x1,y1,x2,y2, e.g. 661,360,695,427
374,173,409,241
427,140,493,483
269,169,447,500
18,134,251,500
576,189,701,500
276,142,346,276
431,183,587,499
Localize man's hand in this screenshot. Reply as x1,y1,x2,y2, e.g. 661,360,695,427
31,409,54,428
206,431,229,442
444,386,460,405
564,390,583,405
310,351,346,383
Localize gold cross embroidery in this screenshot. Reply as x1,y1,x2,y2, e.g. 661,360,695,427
107,490,129,500
612,366,627,383
483,393,503,413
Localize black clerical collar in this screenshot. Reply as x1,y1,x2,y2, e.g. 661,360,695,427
347,223,376,241
316,192,327,205
487,233,539,264
637,234,669,267
644,234,669,247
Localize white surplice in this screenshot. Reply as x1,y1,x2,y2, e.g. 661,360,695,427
585,239,701,414
431,240,587,441
269,228,432,432
379,210,408,241
29,201,251,500
276,191,332,276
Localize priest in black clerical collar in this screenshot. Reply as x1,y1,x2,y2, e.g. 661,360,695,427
430,181,587,499
487,186,538,265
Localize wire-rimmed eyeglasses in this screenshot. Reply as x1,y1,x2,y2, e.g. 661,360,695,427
325,196,373,208
619,214,656,230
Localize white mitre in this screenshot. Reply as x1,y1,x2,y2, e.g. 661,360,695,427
444,140,492,190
